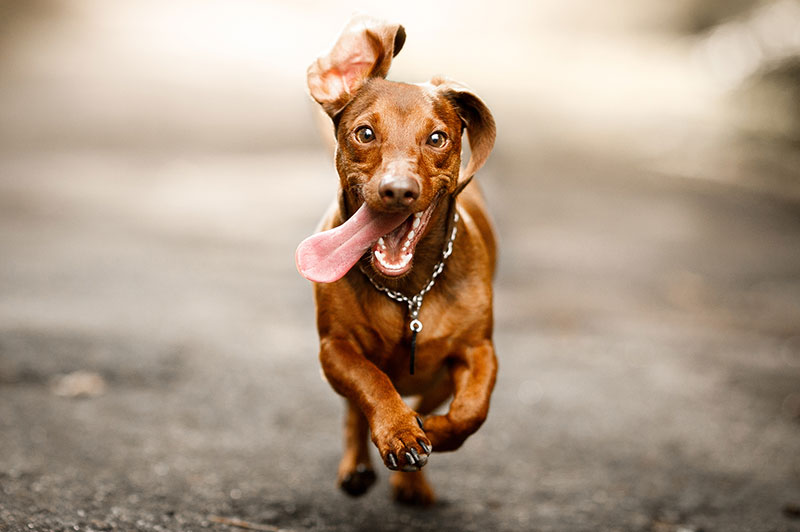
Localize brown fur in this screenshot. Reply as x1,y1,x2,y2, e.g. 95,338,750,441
306,16,498,505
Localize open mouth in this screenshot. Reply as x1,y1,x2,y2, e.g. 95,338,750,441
370,199,438,277
295,193,441,284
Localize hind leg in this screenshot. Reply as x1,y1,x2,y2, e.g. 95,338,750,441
391,377,453,505
391,470,436,506
338,400,376,496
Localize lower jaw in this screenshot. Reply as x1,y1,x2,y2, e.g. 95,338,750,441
372,249,413,277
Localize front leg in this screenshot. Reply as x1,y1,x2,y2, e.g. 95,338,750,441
320,337,432,471
423,340,498,451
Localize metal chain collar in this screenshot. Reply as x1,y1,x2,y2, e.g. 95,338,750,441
363,209,460,336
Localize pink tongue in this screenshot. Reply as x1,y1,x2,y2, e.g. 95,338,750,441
295,203,408,283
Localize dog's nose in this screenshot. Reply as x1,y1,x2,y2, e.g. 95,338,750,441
378,175,420,207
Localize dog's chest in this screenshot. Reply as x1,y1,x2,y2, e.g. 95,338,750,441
356,293,468,381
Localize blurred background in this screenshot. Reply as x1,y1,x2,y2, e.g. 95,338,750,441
1,1,799,531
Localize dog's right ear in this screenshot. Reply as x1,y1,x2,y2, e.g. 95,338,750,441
307,15,406,118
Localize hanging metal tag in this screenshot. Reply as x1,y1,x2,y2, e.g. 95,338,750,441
409,319,422,375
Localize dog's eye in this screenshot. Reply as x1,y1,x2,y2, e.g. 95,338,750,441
355,126,375,143
427,131,447,148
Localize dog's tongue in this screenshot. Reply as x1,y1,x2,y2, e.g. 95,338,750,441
296,203,408,283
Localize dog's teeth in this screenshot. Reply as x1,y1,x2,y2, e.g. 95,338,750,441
414,212,422,219
375,247,413,271
378,237,385,247
412,217,420,229
407,230,415,240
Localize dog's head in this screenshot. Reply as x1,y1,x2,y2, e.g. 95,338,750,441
299,16,495,281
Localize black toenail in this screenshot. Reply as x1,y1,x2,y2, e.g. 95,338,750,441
416,415,424,429
418,439,431,454
387,452,398,470
405,451,415,466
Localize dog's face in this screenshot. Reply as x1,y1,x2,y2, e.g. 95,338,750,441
301,16,495,280
334,78,464,213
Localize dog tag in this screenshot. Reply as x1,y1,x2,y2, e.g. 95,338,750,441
409,318,422,375
409,329,418,375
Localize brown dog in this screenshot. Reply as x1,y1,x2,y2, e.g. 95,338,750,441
295,16,497,505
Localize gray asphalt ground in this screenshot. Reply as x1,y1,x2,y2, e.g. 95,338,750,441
2,2,800,531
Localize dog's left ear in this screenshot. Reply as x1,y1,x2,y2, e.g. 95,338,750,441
432,78,496,194
307,15,406,118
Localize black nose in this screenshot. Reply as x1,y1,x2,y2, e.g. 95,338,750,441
378,175,420,207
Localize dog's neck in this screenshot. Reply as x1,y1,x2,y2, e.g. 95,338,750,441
339,188,456,296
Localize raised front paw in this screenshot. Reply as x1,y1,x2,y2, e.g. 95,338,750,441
419,414,472,452
373,413,432,472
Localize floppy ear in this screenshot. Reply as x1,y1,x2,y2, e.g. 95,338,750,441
307,15,406,117
433,78,496,194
